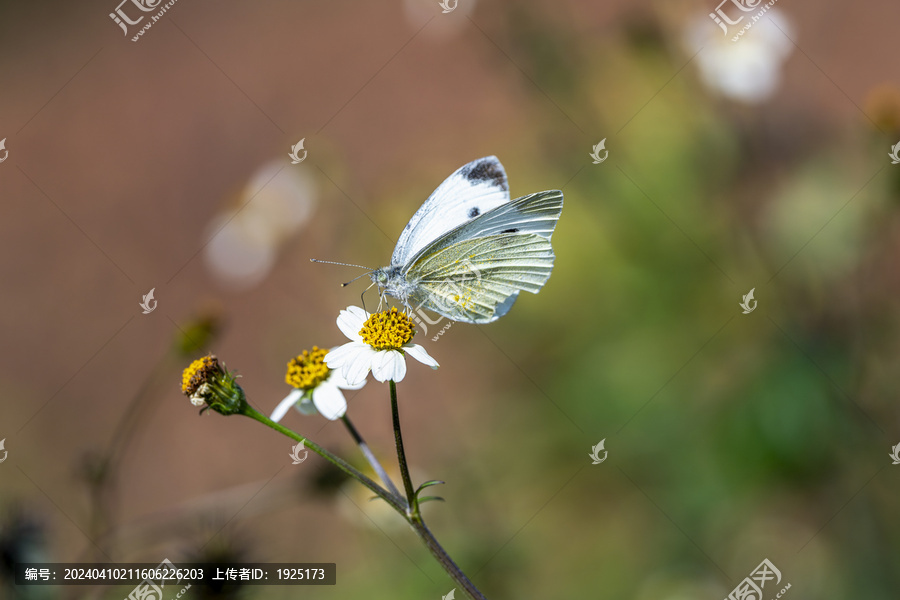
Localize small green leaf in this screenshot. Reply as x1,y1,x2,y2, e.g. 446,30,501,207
417,496,445,504
415,480,445,495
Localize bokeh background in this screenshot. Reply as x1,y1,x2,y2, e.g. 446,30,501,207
2,0,900,598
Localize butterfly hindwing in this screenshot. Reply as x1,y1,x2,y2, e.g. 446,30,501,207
407,232,556,323
392,156,511,267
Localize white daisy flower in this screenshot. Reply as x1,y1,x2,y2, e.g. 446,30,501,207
685,7,794,104
325,306,439,385
270,346,365,422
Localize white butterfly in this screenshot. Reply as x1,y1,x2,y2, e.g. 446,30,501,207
370,156,563,323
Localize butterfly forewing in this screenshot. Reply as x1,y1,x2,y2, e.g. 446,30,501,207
392,156,511,267
404,190,563,271
408,233,556,323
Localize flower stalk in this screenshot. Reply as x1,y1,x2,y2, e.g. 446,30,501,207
340,414,403,500
240,404,407,513
388,379,487,600
248,393,489,598
254,384,487,598
408,516,488,600
389,380,418,513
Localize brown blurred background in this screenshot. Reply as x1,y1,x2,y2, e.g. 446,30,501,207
2,0,900,598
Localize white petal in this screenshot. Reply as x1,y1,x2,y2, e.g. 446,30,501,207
270,389,304,423
371,350,407,383
404,344,439,369
336,306,368,342
325,342,368,369
312,382,348,420
329,366,366,390
344,345,377,386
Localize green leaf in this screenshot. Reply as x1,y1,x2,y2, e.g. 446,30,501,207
417,496,445,504
415,480,445,496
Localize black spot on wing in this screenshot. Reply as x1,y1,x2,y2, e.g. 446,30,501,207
468,207,480,218
461,158,509,191
501,228,519,233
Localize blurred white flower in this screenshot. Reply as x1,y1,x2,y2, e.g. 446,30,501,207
685,8,794,104
204,160,316,289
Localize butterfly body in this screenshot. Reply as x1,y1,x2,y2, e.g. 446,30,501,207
371,264,418,306
371,156,563,324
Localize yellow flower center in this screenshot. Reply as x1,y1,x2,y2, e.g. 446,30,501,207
182,355,222,396
286,347,330,390
359,308,415,350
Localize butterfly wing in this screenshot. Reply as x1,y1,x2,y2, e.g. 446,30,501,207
405,190,563,323
410,189,563,251
409,233,555,323
392,156,511,267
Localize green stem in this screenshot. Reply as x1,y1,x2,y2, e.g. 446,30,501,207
341,415,404,501
389,379,417,515
240,404,406,512
408,516,488,600
237,387,488,599
388,380,487,600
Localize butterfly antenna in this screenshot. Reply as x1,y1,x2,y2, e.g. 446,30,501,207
309,259,374,287
341,272,373,287
310,258,372,270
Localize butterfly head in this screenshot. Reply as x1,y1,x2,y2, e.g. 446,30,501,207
370,265,417,306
